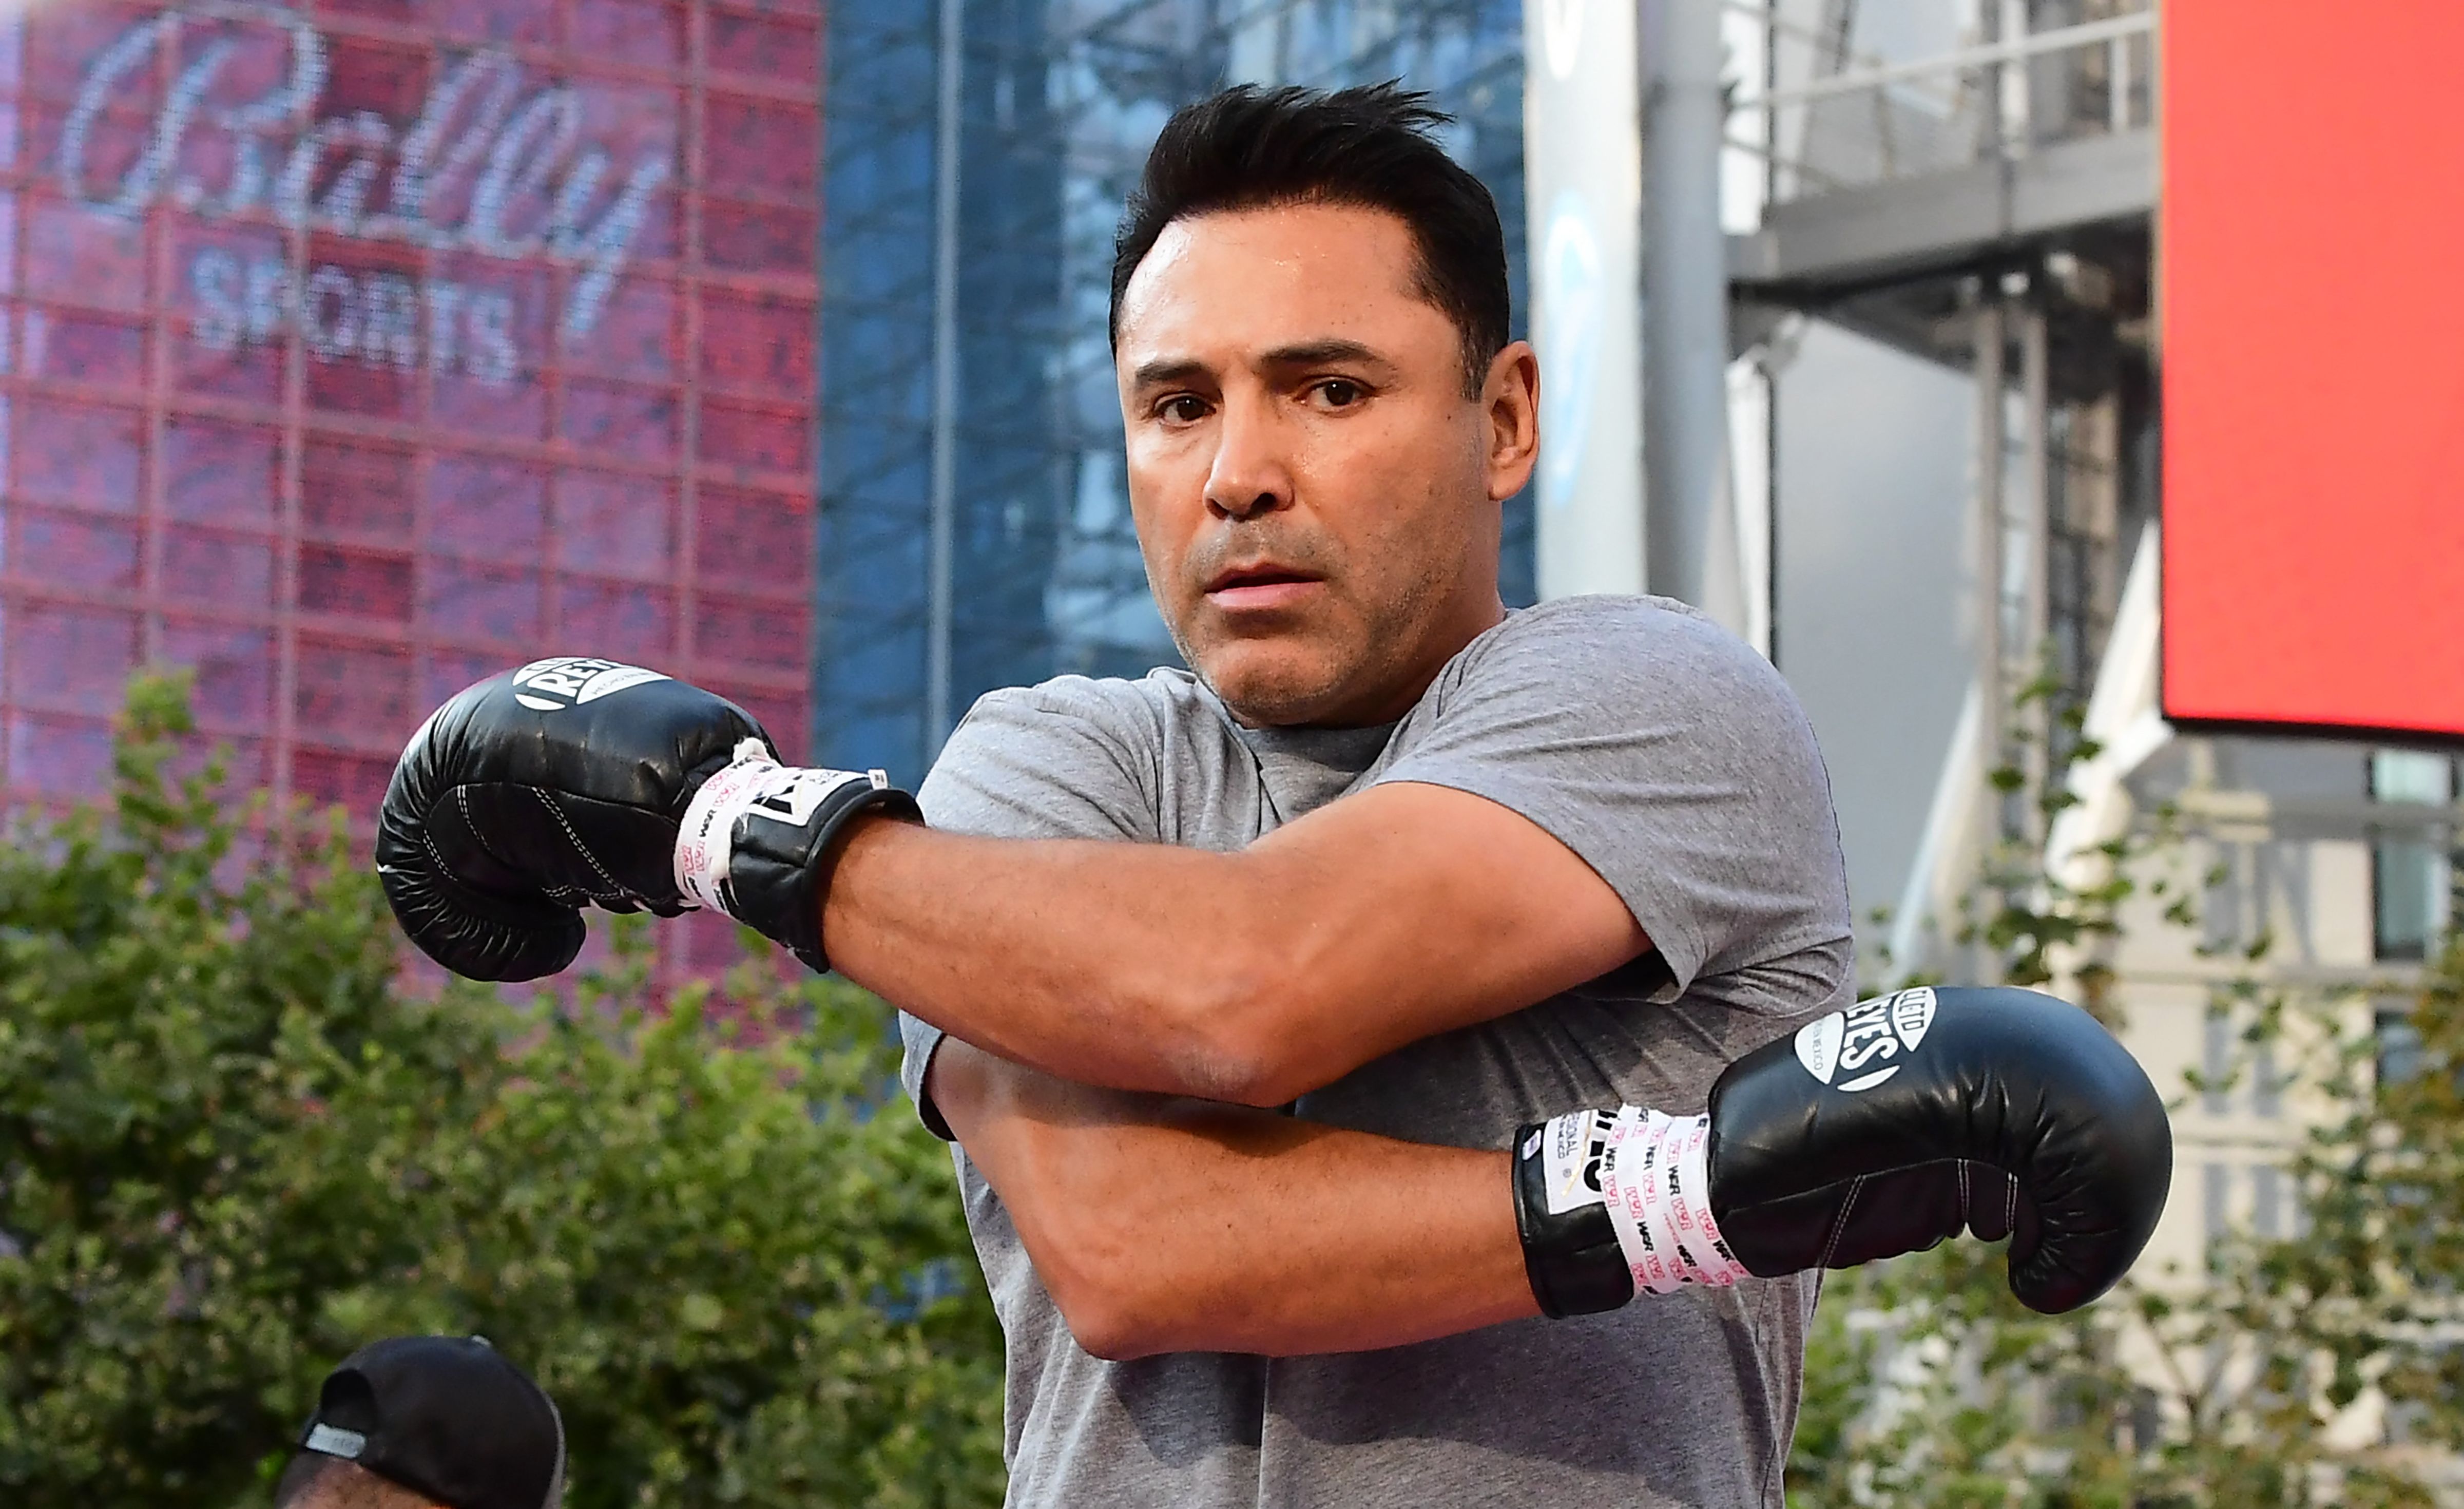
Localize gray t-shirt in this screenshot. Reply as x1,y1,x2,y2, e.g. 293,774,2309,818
898,595,1853,1508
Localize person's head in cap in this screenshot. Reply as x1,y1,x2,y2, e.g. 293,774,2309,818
274,1336,565,1509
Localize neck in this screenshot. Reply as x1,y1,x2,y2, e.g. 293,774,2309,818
1260,589,1509,729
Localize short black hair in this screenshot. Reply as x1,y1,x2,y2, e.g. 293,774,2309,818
1110,82,1511,396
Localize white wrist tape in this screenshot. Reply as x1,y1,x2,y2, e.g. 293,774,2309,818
1593,1105,1749,1296
672,738,886,915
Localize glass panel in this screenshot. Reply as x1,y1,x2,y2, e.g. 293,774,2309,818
303,441,416,542
21,197,146,313
163,419,278,524
556,576,675,663
293,637,413,744
421,559,542,644
700,291,814,392
697,487,807,594
573,0,684,66
9,602,138,714
300,545,415,623
562,381,678,463
2373,839,2448,963
2201,1007,2231,1116
555,470,672,581
292,748,397,820
710,10,819,84
423,649,504,711
704,679,802,760
429,0,556,47
163,526,278,610
698,399,806,473
429,454,546,557
18,508,140,590
703,199,816,276
695,596,806,673
17,399,142,511
19,307,145,386
6,713,113,798
2250,1166,2284,1240
564,275,676,383
706,95,818,200
160,619,275,730
2371,749,2455,805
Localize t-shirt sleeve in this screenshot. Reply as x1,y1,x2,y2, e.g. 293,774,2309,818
894,680,1164,1137
1372,597,1852,1003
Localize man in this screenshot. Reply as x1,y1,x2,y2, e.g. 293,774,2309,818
375,86,2167,1505
273,1336,564,1509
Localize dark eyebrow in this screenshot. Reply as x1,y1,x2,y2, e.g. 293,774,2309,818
1129,339,1396,393
1255,339,1389,374
1129,357,1212,392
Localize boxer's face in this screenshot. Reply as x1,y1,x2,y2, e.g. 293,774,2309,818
1114,201,1536,727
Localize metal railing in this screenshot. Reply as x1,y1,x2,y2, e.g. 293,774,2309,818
1729,9,2157,207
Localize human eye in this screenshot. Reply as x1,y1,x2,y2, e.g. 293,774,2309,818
1306,376,1369,411
1153,393,1212,426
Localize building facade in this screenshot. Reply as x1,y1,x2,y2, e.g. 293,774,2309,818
1725,0,2461,1319
0,0,821,972
817,0,1532,782
2105,736,2457,1279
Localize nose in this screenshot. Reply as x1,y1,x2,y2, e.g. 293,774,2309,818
1203,394,1294,522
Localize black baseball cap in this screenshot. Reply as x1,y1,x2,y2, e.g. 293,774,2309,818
296,1336,566,1509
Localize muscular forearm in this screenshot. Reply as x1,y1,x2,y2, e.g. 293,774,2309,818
929,1041,1538,1359
823,787,1645,1105
825,820,1282,1100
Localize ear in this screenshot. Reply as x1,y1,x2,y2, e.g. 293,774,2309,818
1480,339,1540,502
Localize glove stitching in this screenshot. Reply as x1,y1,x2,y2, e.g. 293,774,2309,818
1957,1158,1970,1217
420,816,614,921
529,787,637,905
2005,1169,2018,1233
420,828,462,890
1819,1173,1868,1269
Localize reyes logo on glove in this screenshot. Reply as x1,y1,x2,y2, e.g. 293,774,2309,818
1793,987,1937,1094
510,657,668,712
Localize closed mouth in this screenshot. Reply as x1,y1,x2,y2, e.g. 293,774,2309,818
1205,563,1323,595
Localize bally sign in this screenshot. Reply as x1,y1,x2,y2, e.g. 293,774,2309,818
60,1,670,385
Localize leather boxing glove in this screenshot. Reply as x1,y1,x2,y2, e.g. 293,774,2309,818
376,657,918,981
1512,986,2171,1317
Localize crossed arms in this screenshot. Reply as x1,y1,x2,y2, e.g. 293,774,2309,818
820,780,1651,1358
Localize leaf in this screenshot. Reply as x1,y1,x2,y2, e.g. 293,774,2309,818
0,677,1007,1509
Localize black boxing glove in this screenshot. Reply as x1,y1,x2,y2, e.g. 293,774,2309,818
376,657,918,981
1512,986,2171,1318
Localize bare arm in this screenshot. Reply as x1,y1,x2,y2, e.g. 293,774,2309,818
826,780,1646,1105
929,1038,1537,1360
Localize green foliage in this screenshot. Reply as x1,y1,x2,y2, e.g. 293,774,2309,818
1796,942,2464,1507
0,675,1005,1508
1792,670,2464,1506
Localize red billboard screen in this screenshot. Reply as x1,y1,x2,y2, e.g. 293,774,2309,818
2161,0,2464,740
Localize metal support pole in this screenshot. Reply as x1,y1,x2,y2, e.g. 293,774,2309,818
2109,33,2131,133
2017,300,2051,832
1999,0,2031,156
1973,301,2007,850
927,0,962,758
1643,0,1741,627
